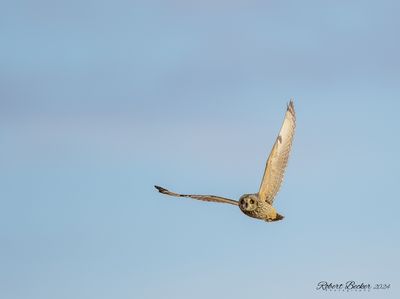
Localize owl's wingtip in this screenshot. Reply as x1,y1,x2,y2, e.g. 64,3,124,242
154,185,167,193
287,99,295,115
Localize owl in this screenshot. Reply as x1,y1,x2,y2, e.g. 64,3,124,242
155,100,296,222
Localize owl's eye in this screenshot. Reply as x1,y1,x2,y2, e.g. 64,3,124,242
250,199,254,204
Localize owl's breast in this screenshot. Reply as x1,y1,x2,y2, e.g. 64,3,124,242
240,203,277,221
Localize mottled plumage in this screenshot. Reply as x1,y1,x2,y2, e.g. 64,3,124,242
155,100,296,222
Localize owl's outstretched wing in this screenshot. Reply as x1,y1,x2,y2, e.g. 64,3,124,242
258,100,296,205
154,185,239,206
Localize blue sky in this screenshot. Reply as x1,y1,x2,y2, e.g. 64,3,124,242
1,1,399,298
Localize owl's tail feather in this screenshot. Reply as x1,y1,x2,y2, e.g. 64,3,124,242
271,213,284,221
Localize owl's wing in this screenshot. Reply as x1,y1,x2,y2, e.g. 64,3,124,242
154,185,239,206
258,100,296,205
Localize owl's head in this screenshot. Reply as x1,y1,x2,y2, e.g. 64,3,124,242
239,194,258,212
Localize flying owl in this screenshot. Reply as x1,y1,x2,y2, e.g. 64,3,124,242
155,100,296,222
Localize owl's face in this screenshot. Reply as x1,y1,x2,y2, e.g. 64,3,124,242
239,194,258,212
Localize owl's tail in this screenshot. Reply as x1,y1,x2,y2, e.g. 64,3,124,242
271,213,284,222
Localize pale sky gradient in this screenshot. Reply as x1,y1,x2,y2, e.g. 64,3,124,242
1,1,399,298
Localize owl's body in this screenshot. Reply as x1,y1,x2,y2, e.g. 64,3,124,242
238,194,281,222
155,100,296,222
